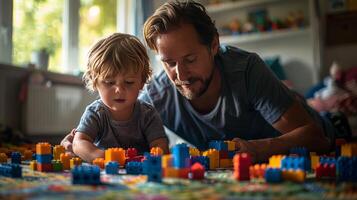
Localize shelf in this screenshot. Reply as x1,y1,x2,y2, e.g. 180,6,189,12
206,0,284,14
219,27,310,45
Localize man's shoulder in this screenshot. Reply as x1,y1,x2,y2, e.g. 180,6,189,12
218,45,259,72
141,70,174,101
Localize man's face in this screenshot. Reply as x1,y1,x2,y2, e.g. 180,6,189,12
155,23,218,100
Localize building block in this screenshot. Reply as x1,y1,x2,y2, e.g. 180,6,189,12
60,153,72,170
190,156,209,170
105,161,119,175
36,154,53,164
319,156,336,165
0,163,22,178
172,144,190,169
150,147,163,156
23,150,33,161
163,167,180,178
0,153,8,163
105,148,125,166
265,168,282,183
36,142,51,155
125,155,144,164
249,164,267,179
219,150,229,159
281,169,305,183
72,165,101,185
233,153,251,181
93,158,105,169
29,160,37,171
52,160,63,172
190,163,205,180
209,140,228,151
336,156,357,182
162,154,173,168
310,153,319,171
53,145,65,160
268,155,285,168
289,147,309,157
143,153,162,182
315,163,336,179
281,156,310,171
37,163,52,172
203,149,219,169
189,147,200,156
70,157,82,169
219,159,233,168
126,148,137,158
126,161,143,175
11,152,21,164
341,143,357,157
225,141,236,151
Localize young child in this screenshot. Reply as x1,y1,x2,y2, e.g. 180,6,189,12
72,33,169,162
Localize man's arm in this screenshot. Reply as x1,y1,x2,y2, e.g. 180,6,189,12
234,100,331,163
72,132,104,163
150,137,170,154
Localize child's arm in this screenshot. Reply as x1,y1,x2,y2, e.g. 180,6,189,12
150,137,170,154
72,132,104,163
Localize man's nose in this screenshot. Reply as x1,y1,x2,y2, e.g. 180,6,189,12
176,62,188,82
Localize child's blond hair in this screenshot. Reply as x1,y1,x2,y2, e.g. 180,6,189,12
83,33,151,91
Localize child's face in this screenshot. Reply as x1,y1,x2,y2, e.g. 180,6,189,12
97,70,144,121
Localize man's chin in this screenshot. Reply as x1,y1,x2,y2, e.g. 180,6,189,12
178,88,200,100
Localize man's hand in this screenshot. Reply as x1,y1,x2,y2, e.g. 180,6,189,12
232,138,258,163
60,129,76,156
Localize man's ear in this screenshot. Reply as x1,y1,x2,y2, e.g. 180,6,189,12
210,35,220,56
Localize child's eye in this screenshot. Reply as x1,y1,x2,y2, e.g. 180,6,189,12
104,80,115,85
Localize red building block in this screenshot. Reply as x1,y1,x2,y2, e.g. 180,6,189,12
191,163,205,180
37,163,52,172
126,148,137,159
233,153,251,181
316,163,336,179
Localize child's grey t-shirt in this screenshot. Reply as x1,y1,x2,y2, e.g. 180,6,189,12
76,99,167,153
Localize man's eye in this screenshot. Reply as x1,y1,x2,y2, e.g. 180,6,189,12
125,81,134,85
166,62,176,67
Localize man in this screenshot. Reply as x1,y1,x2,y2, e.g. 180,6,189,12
62,1,333,163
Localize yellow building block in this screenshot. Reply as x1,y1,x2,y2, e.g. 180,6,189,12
70,157,82,169
269,155,285,168
162,155,173,168
60,152,71,170
310,154,320,171
225,141,236,151
203,149,219,169
29,160,37,171
189,147,200,156
53,145,65,160
36,142,51,155
93,157,105,169
219,159,233,168
0,153,8,163
282,169,305,183
341,143,357,157
150,147,163,156
105,148,125,166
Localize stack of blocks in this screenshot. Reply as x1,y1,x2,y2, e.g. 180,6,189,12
143,153,162,182
281,156,307,183
162,144,191,179
36,143,52,172
60,152,71,170
105,148,125,167
208,140,236,168
72,165,101,185
233,153,251,181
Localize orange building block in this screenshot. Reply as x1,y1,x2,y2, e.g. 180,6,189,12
282,169,305,183
60,152,71,170
162,154,173,168
150,147,163,156
220,159,233,168
203,149,219,169
105,148,125,166
30,160,37,171
189,147,200,156
268,155,285,168
225,141,236,151
70,157,82,169
93,157,105,169
53,145,65,160
163,167,180,178
249,164,267,179
310,153,320,171
23,150,33,161
36,142,51,155
341,143,357,157
0,153,8,163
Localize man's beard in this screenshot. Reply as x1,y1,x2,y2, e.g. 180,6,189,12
175,67,215,100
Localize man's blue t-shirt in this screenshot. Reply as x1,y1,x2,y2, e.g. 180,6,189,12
139,46,335,150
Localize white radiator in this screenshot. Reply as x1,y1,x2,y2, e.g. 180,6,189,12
23,84,96,135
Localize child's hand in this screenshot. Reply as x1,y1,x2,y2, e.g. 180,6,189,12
60,129,76,156
232,138,258,163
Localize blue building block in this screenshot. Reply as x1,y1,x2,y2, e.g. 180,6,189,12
36,154,53,164
319,157,336,165
72,165,101,185
172,143,190,168
11,152,21,164
289,147,309,157
105,161,119,175
281,156,310,171
143,153,162,182
228,151,236,159
0,163,22,178
190,156,209,170
126,161,143,175
265,168,282,183
337,156,357,182
209,140,228,151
